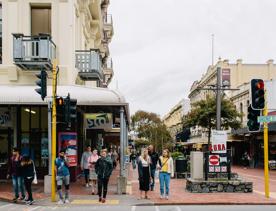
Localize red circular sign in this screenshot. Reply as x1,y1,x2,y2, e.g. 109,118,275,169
209,155,219,165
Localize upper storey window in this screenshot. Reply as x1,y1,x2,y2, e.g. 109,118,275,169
31,5,51,36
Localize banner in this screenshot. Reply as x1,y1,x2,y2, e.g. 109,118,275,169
58,132,78,167
210,130,227,153
84,113,113,131
222,69,231,87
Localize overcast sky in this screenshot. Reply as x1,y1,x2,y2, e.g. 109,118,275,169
108,0,276,117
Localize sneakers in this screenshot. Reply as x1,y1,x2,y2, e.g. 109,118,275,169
57,199,64,205
19,196,26,201
12,197,18,203
160,195,164,199
85,183,89,188
64,199,70,204
26,200,34,205
165,195,169,200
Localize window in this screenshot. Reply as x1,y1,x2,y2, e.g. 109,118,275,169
0,4,2,64
31,5,51,36
240,103,243,122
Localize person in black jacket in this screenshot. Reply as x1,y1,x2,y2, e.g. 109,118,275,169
21,155,35,205
148,145,159,191
95,149,113,203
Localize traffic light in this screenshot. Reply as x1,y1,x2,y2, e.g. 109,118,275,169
35,70,47,100
250,79,265,110
247,105,261,132
56,97,64,107
64,94,77,126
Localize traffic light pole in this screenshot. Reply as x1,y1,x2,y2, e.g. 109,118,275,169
216,67,222,130
263,91,270,198
51,60,58,202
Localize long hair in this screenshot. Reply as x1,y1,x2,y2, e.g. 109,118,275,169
163,149,170,158
21,155,32,166
141,148,148,160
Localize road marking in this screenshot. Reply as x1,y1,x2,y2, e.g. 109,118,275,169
155,206,160,211
176,206,182,211
131,206,136,211
71,199,119,205
0,204,13,209
254,190,276,199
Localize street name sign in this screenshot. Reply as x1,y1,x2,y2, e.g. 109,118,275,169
257,115,276,123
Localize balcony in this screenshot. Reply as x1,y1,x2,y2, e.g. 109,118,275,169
13,33,56,71
75,49,103,81
103,57,113,85
103,14,113,40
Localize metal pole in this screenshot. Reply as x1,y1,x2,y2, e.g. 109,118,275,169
216,67,222,130
48,101,52,176
120,107,124,177
211,34,214,66
263,90,270,198
51,60,58,202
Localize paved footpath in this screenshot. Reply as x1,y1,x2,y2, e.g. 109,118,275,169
1,165,276,206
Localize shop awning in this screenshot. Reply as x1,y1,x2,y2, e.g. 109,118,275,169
0,85,130,119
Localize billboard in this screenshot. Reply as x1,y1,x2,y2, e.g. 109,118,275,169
58,132,78,167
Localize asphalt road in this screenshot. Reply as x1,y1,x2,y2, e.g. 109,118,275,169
0,201,275,211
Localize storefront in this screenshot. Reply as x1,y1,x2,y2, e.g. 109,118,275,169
0,85,129,179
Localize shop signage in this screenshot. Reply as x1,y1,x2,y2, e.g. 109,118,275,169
258,115,276,123
58,132,78,167
210,130,227,153
0,110,11,127
209,155,220,166
84,113,113,130
222,68,231,87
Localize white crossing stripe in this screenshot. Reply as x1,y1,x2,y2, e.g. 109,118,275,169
176,206,182,211
131,206,136,211
155,206,160,211
0,204,13,209
27,206,42,211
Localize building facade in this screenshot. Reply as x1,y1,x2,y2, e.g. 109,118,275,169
0,0,130,180
163,99,190,140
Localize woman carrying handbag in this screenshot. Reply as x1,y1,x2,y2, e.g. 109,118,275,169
21,154,36,205
157,149,174,200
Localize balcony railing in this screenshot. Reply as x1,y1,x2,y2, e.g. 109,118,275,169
13,33,56,70
103,57,113,70
75,49,103,81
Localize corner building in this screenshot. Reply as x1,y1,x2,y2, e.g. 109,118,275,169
0,0,129,180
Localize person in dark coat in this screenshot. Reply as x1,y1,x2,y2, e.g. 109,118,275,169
137,148,151,199
21,155,35,205
148,145,159,191
95,149,113,203
7,147,25,202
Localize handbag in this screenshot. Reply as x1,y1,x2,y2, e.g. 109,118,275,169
32,161,38,185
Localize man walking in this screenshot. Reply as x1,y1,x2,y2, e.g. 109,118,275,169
81,146,92,187
148,145,159,191
55,149,70,204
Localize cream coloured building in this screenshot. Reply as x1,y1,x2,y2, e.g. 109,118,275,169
0,0,130,182
163,99,190,140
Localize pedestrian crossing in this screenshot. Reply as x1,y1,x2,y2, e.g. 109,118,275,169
71,199,119,205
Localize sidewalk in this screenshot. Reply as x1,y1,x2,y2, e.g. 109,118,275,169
129,166,276,205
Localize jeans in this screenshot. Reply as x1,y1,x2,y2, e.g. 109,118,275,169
12,175,25,198
150,168,156,189
56,175,70,200
24,177,34,201
159,172,170,196
84,169,90,184
98,177,109,199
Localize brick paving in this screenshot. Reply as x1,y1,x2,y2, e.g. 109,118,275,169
130,166,276,205
1,165,276,205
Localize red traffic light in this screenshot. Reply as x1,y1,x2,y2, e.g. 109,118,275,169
256,81,264,90
250,79,265,110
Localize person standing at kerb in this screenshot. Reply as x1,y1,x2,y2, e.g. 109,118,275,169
81,146,92,187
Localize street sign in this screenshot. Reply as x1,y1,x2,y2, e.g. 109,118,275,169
209,155,220,166
258,115,276,123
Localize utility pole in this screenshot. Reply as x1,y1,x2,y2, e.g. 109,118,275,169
263,91,269,198
216,67,222,130
51,60,58,202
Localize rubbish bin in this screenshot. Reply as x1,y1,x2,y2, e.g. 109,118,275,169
175,157,187,178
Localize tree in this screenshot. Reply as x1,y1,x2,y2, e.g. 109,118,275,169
182,96,242,146
131,110,172,152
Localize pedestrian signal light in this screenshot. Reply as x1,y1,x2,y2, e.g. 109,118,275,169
250,79,265,110
247,105,261,132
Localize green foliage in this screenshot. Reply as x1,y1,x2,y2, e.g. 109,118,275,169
131,110,172,152
171,151,184,160
182,96,242,142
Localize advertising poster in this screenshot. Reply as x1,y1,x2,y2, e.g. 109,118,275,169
58,132,78,167
210,130,227,153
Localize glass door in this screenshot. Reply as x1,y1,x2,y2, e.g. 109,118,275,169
0,129,13,179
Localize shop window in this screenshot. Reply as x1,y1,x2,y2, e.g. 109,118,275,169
41,107,48,131
31,107,39,130
31,5,51,36
21,107,30,132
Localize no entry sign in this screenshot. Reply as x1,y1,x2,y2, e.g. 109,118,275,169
209,155,220,166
